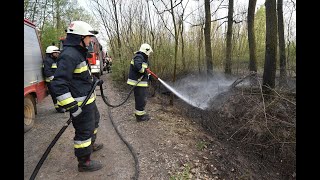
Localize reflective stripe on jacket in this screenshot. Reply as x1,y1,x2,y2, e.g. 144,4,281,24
43,55,58,82
127,52,149,87
50,44,95,111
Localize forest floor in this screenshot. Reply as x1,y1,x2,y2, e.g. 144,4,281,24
24,72,296,180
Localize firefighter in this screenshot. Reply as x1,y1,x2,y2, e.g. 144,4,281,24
50,21,103,172
43,45,64,113
127,43,153,122
106,55,112,73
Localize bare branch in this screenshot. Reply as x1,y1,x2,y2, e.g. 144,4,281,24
151,0,175,37
157,0,183,14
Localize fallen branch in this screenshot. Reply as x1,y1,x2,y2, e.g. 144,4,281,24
230,71,257,88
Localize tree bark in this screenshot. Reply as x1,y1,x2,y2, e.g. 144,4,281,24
225,0,233,74
180,17,186,71
198,26,203,74
169,0,179,105
263,0,278,92
248,0,258,73
277,0,287,87
111,0,123,80
204,0,213,77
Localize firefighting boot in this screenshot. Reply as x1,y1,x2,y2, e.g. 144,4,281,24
92,143,104,152
135,114,150,122
56,107,65,113
77,155,102,172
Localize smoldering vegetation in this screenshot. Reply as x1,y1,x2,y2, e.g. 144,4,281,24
154,73,296,179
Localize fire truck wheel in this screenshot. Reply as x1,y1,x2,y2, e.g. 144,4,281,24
24,95,35,133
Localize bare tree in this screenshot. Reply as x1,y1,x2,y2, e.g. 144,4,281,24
263,0,278,92
285,0,295,77
225,0,234,74
40,0,49,41
277,0,287,87
204,0,213,77
248,0,258,73
151,0,183,105
176,0,190,72
32,0,39,22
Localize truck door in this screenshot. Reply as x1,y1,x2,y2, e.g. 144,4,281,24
24,23,46,99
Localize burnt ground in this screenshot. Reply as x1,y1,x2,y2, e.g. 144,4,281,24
24,73,296,180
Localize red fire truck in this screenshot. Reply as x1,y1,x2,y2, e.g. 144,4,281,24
87,36,105,78
24,19,48,132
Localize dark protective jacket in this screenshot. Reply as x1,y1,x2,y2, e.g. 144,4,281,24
50,34,95,112
127,51,149,87
43,55,57,82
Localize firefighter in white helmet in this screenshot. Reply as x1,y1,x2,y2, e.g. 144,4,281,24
127,43,153,122
50,21,103,172
43,45,64,113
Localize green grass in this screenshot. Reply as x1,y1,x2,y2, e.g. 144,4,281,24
170,163,191,180
196,141,209,151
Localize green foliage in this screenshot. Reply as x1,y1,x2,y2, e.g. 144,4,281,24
170,163,191,180
255,5,267,68
40,23,64,54
196,140,209,151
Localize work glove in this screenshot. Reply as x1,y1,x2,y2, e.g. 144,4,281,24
96,79,104,86
70,105,82,118
148,74,154,82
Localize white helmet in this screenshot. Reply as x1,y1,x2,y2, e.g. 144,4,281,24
66,21,98,36
139,43,153,56
46,46,60,54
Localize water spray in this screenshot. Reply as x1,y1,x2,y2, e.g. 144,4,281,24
146,68,207,109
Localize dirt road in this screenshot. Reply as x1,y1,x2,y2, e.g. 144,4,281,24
24,73,284,180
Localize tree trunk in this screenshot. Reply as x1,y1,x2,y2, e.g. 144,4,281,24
277,0,287,87
169,0,179,106
31,0,38,22
263,0,278,92
225,0,234,74
40,0,49,41
204,0,213,77
198,26,203,74
111,0,123,80
56,0,61,30
248,0,258,73
180,19,186,71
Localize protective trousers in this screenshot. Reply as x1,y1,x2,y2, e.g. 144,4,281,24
46,83,58,109
134,86,147,115
71,101,100,158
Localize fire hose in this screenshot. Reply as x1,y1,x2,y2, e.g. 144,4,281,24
97,68,158,180
29,79,102,180
29,68,160,180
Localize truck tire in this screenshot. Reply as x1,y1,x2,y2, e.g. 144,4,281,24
24,95,35,133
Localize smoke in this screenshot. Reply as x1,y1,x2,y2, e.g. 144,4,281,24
168,73,237,110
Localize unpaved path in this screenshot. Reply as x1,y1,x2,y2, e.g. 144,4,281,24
25,73,277,180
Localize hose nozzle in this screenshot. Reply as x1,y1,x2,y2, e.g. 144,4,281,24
146,68,158,80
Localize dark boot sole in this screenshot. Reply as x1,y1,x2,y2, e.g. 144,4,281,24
93,144,104,152
78,166,102,172
136,118,150,122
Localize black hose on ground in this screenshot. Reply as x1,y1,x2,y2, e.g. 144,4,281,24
29,79,101,180
98,83,135,107
99,84,140,180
